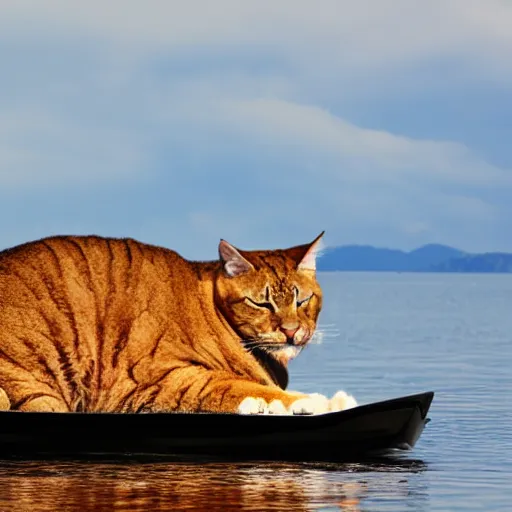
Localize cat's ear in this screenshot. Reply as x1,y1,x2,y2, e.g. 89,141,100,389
297,231,325,272
219,240,254,277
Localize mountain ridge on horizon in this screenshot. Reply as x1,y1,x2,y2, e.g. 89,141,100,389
318,243,512,273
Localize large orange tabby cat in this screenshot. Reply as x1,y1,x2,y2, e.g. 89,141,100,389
0,233,356,414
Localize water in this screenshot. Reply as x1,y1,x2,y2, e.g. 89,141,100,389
0,273,510,511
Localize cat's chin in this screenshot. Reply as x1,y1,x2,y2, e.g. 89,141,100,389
273,346,301,365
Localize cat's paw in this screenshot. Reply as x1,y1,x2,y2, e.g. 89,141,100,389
289,393,330,415
238,397,267,415
329,390,357,411
268,399,288,415
0,388,10,411
236,392,347,416
237,397,289,415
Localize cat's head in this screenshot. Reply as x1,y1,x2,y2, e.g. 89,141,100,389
214,233,324,365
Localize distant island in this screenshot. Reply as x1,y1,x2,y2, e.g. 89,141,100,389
317,244,512,273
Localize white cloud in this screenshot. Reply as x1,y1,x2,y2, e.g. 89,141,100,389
1,0,511,253
218,98,512,188
2,0,512,79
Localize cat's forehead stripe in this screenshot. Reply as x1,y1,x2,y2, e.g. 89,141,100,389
265,260,282,281
266,258,297,299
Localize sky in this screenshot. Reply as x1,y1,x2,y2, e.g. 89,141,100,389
1,0,512,259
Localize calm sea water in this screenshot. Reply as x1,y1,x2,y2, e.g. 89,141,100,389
0,272,510,511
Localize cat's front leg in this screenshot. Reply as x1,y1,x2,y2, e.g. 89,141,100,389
207,379,357,415
143,370,356,416
226,386,332,416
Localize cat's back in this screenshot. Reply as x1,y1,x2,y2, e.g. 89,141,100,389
1,235,185,276
0,235,192,308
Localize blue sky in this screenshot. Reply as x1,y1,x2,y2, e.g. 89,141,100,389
1,1,512,259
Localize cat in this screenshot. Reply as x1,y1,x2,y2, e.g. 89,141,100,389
0,233,356,414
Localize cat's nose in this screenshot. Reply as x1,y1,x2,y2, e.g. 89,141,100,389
280,325,299,341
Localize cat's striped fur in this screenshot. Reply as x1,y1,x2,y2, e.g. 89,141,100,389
0,233,355,414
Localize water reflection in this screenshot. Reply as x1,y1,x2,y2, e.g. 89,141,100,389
0,456,427,511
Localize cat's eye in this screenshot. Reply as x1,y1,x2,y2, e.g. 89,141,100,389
245,297,274,311
245,286,274,311
297,296,312,307
295,287,313,307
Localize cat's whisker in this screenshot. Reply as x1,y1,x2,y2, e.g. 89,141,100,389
241,338,295,358
316,328,340,334
313,331,341,338
309,329,340,345
316,327,341,333
241,339,284,351
242,342,256,350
